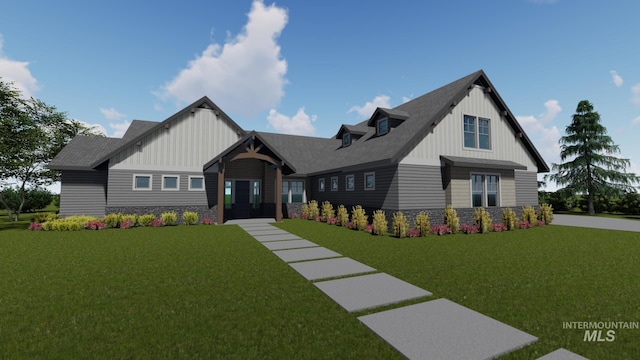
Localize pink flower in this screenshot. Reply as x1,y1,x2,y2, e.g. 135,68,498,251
431,224,451,235
202,218,215,225
120,220,133,229
408,228,421,237
29,222,43,231
85,220,106,230
347,221,354,229
315,216,322,222
301,213,309,219
537,220,545,226
365,224,373,233
460,224,479,234
518,221,532,229
150,219,165,227
289,213,298,219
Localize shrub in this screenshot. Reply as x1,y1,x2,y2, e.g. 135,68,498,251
308,200,320,220
392,211,409,238
120,220,133,229
42,216,99,231
121,214,138,227
315,216,322,222
30,212,58,223
413,211,431,237
86,220,106,230
161,211,178,226
431,224,451,236
336,205,349,226
321,201,334,221
151,219,165,227
103,213,122,228
301,204,310,219
28,222,43,231
519,220,532,229
408,228,421,237
346,221,354,229
202,218,215,225
182,211,199,225
460,224,479,234
473,208,492,234
537,220,546,226
365,224,373,233
289,213,298,219
372,210,388,235
327,217,337,225
444,205,460,234
502,208,518,231
538,203,553,224
492,223,507,232
351,205,368,231
139,214,157,227
522,206,537,226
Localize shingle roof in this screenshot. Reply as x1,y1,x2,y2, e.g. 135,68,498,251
121,120,157,142
48,136,122,170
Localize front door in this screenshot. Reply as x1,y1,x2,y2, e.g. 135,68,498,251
234,180,251,219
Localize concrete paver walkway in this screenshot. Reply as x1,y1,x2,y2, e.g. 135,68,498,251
230,219,587,360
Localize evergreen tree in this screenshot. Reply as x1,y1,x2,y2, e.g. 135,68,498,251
550,100,639,215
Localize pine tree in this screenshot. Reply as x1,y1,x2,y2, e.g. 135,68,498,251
550,100,639,215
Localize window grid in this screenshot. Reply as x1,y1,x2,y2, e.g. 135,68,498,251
471,174,499,207
463,115,491,150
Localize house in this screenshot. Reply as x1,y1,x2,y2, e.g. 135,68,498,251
48,70,548,224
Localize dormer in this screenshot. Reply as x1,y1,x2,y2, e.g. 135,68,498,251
366,108,410,136
336,124,367,148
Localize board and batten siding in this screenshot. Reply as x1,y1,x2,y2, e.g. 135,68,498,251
107,170,208,207
515,170,538,205
401,86,538,172
311,165,399,210
109,108,241,168
447,166,515,208
396,164,445,210
59,170,108,217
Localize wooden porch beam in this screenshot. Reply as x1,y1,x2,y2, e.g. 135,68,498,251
217,163,225,224
276,165,283,222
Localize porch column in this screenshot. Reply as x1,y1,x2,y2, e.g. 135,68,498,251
217,162,225,224
276,164,283,222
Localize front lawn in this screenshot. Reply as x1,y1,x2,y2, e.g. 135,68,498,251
0,226,400,359
276,220,640,359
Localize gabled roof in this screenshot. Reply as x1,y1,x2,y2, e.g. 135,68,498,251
47,136,122,170
121,120,157,143
366,108,410,126
335,124,367,139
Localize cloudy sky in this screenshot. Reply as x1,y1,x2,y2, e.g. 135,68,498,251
2,0,639,190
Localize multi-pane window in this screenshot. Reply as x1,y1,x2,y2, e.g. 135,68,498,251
282,180,304,203
133,175,152,190
253,180,260,209
162,175,179,190
463,115,491,150
471,174,499,207
282,181,289,204
189,176,204,190
377,118,389,135
365,172,375,190
346,175,355,191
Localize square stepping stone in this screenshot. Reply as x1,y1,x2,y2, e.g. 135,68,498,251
245,229,290,236
358,298,538,360
289,257,376,281
536,348,589,360
272,247,341,262
314,273,431,312
253,234,302,242
262,239,318,250
239,225,277,231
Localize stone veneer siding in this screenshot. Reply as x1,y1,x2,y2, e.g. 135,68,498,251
105,205,218,224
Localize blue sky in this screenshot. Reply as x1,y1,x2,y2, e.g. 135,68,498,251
2,0,639,190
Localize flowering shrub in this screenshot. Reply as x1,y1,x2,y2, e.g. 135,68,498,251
492,223,507,232
289,213,298,219
28,222,43,231
519,220,532,229
104,213,122,228
139,214,157,227
392,211,409,238
538,203,553,224
522,206,537,226
86,220,106,230
301,204,310,219
444,205,460,234
161,211,177,226
351,205,368,231
321,201,334,221
150,219,165,227
537,220,546,226
473,208,492,234
327,217,337,225
336,205,349,226
346,221,354,229
408,228,421,237
315,216,322,222
301,213,309,219
372,210,387,235
202,218,215,225
182,211,199,225
365,224,373,233
431,224,451,236
413,211,430,237
120,220,133,229
308,200,320,219
42,216,100,231
121,214,138,227
502,208,518,231
460,224,479,234
30,212,58,223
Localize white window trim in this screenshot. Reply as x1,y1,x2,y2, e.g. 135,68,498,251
188,175,205,191
161,175,180,191
318,178,325,192
133,174,153,191
463,115,492,151
331,176,338,191
345,174,355,191
364,172,375,190
469,172,501,207
282,179,305,203
377,117,389,136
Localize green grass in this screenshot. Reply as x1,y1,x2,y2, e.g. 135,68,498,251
276,220,640,359
0,226,400,359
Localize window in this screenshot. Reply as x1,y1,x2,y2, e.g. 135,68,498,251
253,180,260,209
331,176,338,191
470,174,499,207
377,117,389,135
342,133,351,147
319,178,325,192
364,172,375,190
189,176,204,191
463,115,491,150
133,175,152,190
346,175,355,191
282,180,304,203
162,175,179,191
224,180,232,209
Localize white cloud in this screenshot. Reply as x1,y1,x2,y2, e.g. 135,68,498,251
402,96,412,104
109,120,131,138
348,95,391,118
74,120,107,137
516,99,563,167
100,107,127,121
159,0,288,118
632,116,640,126
0,34,40,98
540,99,562,123
267,107,316,136
610,70,623,87
631,84,640,106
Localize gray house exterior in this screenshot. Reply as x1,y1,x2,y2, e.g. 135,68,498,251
48,70,549,224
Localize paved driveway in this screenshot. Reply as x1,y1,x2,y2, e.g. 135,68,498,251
553,214,640,232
